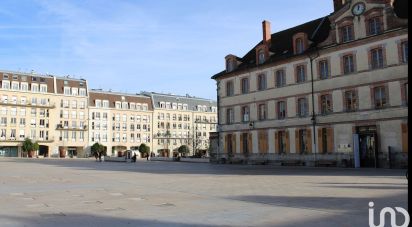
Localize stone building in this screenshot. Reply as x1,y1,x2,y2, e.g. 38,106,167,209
87,90,153,157
211,0,408,168
0,70,89,157
144,92,217,157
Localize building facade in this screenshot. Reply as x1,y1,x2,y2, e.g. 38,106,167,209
144,92,218,157
212,0,408,168
87,90,153,156
0,70,89,157
0,70,217,158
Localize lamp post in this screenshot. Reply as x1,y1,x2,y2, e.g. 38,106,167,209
307,48,319,166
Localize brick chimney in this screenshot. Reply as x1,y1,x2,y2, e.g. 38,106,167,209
262,20,271,45
333,0,344,11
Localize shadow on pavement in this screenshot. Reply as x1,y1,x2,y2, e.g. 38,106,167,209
0,213,217,227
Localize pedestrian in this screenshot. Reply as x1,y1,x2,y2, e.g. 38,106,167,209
94,152,98,162
98,152,102,162
132,153,137,163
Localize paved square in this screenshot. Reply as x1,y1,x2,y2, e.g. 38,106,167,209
0,158,408,226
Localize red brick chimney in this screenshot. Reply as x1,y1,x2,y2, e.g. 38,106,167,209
333,0,344,11
262,20,271,45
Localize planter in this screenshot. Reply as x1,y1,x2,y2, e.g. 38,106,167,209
28,150,34,158
117,151,124,157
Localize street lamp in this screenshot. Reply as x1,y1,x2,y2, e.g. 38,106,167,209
307,48,319,166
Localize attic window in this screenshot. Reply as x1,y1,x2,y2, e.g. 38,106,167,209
258,49,265,64
293,33,308,55
226,58,235,72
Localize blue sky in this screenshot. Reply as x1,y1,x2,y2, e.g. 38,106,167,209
0,0,332,100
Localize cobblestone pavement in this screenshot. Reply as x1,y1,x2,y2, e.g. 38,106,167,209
0,158,408,227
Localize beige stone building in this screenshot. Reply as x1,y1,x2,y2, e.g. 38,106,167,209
87,90,153,156
144,92,217,157
212,0,408,168
0,70,89,157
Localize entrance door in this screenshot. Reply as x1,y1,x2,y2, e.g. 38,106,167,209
357,126,378,168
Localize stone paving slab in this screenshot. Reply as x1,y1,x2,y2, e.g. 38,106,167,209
0,158,408,227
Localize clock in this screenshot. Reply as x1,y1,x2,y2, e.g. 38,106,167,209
352,2,366,16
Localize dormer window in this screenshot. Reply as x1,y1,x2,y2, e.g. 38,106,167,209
295,38,304,54
225,55,238,72
226,59,234,72
293,33,308,54
258,49,265,64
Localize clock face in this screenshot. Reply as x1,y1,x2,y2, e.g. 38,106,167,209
352,2,366,16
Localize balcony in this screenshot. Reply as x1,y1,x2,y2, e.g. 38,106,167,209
0,137,55,143
56,124,88,131
0,101,56,109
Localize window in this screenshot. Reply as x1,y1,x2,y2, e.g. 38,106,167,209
298,129,308,154
297,98,308,117
296,65,306,83
258,104,266,121
344,90,358,112
64,87,71,95
40,84,47,93
295,38,304,54
71,87,78,96
278,131,286,154
226,58,235,72
275,70,286,87
226,108,234,124
277,101,286,119
21,83,28,91
95,100,101,108
374,86,387,109
2,80,10,89
401,41,408,63
368,17,382,36
241,106,250,122
319,60,329,79
79,88,86,96
102,100,109,108
257,74,267,91
226,81,234,96
371,48,384,69
11,82,19,90
320,94,332,115
241,78,249,94
341,25,354,43
343,54,355,74
258,49,265,64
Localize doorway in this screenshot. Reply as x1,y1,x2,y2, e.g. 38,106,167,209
357,126,378,168
38,145,49,157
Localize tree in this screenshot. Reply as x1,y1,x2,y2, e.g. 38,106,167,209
91,142,106,157
177,145,190,157
22,138,38,158
139,143,150,157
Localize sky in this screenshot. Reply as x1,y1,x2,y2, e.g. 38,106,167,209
0,0,333,100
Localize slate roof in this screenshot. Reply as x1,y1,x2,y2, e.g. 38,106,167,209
142,92,217,112
212,17,331,79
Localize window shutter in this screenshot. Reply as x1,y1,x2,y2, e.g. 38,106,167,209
285,130,290,153
240,134,244,154
232,134,237,154
306,129,312,153
248,133,253,154
223,135,227,153
327,128,334,153
275,131,279,154
402,123,408,153
295,130,300,154
317,128,323,154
